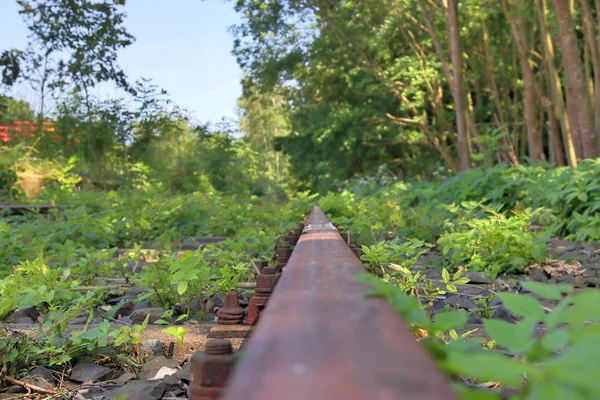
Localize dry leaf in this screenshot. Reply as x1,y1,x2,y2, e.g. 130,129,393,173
526,258,584,277
413,327,429,340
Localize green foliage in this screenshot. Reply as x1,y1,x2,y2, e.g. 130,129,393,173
238,81,294,189
0,184,311,374
162,326,188,347
546,159,600,241
16,0,135,94
0,49,22,86
323,162,599,281
438,205,549,277
360,238,433,280
360,275,600,399
0,95,35,123
359,239,469,316
0,186,312,277
0,264,149,377
0,145,25,201
137,245,252,314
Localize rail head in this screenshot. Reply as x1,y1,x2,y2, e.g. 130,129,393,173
221,205,457,400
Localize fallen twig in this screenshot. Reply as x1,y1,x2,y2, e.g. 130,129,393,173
3,375,58,395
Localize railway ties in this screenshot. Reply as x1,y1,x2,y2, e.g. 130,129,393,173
190,205,456,400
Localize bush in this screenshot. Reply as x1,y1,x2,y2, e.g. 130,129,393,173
546,159,600,241
438,205,548,277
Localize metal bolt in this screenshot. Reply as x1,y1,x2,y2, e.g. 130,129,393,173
216,292,245,325
188,339,237,400
205,339,233,355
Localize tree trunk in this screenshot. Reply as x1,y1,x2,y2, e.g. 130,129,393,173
580,0,600,149
502,0,544,162
536,0,578,166
447,0,470,170
480,13,519,165
553,0,597,158
417,0,477,164
546,99,567,165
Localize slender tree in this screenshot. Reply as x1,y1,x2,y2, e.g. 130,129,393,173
446,0,470,170
552,0,597,158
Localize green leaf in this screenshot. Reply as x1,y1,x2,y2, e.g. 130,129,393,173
483,318,536,354
442,350,535,386
545,299,570,330
541,328,569,352
497,293,545,321
442,268,450,283
452,384,501,400
177,281,188,295
520,281,572,300
48,353,72,366
106,305,119,319
549,291,600,328
0,299,16,317
452,270,463,281
526,381,586,400
162,326,188,344
432,310,468,333
175,314,188,322
543,337,600,372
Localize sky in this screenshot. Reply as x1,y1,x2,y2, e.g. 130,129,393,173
0,0,244,124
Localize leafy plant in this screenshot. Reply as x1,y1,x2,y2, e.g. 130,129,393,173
438,205,549,277
547,159,600,241
360,238,433,277
360,239,469,316
474,294,497,319
162,326,188,347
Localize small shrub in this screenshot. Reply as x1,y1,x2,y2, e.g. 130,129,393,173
438,205,548,277
360,238,468,316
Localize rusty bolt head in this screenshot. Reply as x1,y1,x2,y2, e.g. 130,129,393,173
189,339,237,398
256,269,280,296
284,234,298,245
216,291,245,324
205,339,233,355
277,245,292,259
255,260,269,272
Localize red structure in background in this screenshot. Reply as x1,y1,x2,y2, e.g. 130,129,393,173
0,121,56,144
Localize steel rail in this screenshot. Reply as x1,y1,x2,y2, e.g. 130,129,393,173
221,205,457,400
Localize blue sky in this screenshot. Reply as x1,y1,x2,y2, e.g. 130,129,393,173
0,0,243,124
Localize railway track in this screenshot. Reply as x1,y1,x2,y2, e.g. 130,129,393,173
188,205,456,399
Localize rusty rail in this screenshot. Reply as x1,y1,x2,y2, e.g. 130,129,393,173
220,205,456,400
